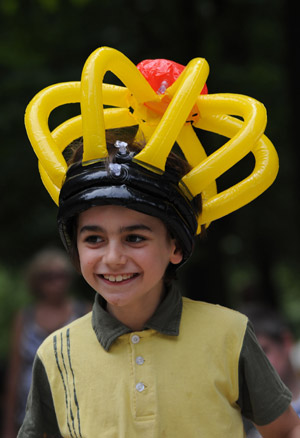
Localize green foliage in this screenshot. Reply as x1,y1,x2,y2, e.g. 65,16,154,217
0,266,31,359
274,260,300,338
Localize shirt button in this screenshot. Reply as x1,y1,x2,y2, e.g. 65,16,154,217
131,335,140,344
136,382,145,392
136,356,144,365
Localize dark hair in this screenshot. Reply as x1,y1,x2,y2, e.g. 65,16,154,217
67,127,194,179
63,128,202,283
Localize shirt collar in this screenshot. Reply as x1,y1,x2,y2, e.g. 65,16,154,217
91,283,183,351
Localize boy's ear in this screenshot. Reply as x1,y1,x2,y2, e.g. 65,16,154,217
170,244,183,265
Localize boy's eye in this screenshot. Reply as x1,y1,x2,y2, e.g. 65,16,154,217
126,234,146,243
85,235,103,244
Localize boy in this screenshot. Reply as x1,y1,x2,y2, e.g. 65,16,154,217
18,47,300,437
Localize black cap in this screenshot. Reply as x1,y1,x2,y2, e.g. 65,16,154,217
57,151,198,263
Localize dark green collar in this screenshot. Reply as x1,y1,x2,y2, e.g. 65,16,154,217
92,284,183,351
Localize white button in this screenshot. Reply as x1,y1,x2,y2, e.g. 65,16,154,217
136,382,145,392
136,356,144,365
131,335,140,344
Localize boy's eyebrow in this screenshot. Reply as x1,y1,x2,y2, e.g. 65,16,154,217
79,225,104,234
79,224,153,234
120,224,153,233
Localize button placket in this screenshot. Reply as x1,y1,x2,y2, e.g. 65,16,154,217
135,353,145,394
130,332,156,419
131,334,146,393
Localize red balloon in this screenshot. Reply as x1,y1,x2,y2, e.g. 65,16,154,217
137,58,208,95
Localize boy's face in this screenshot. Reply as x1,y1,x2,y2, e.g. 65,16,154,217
77,205,182,313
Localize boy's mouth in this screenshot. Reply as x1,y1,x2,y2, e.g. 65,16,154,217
100,273,137,283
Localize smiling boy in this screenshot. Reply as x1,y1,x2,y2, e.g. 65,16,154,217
18,138,300,438
77,205,182,330
18,47,300,437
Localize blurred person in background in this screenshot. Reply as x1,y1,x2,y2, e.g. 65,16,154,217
241,305,300,437
2,247,91,438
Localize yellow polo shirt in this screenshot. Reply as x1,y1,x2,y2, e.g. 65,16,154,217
18,286,291,438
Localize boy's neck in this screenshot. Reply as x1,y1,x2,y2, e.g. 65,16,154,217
106,287,166,331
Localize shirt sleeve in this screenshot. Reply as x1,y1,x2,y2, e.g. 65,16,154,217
17,354,62,438
237,321,292,426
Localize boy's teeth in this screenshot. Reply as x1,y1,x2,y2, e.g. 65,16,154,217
104,274,133,282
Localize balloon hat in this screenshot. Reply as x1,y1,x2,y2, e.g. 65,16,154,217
25,47,278,259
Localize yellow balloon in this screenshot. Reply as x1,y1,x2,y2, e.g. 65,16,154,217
133,58,209,171
25,46,279,231
176,123,217,219
192,114,278,226
80,47,158,162
183,93,267,194
39,107,138,205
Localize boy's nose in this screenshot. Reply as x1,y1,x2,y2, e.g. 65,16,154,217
102,242,126,265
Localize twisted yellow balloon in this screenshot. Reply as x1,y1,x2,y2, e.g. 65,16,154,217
25,46,278,232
